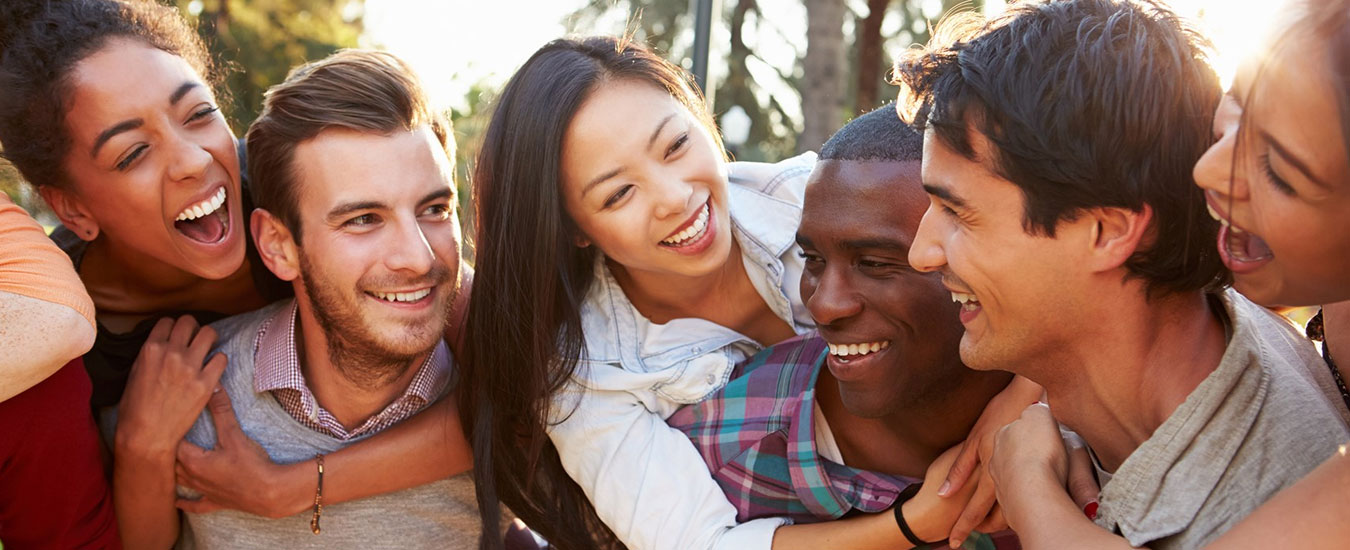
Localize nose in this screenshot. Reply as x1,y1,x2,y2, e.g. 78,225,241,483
908,203,948,274
1193,96,1249,202
805,264,862,327
651,177,695,220
165,132,212,182
385,216,436,275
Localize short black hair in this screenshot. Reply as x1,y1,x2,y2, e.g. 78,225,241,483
820,103,923,163
895,0,1227,296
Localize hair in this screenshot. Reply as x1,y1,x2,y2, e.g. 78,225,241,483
463,35,718,550
894,0,1227,296
245,49,452,240
820,103,924,163
1243,0,1350,180
0,0,218,189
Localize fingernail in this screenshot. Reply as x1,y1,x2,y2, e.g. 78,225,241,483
212,385,222,394
1084,500,1099,520
950,538,964,548
937,481,951,496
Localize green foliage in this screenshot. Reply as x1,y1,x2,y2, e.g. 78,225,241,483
173,0,364,129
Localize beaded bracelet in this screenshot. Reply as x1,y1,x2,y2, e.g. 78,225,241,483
310,454,325,535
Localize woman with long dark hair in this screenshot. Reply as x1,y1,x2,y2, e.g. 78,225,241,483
989,1,1350,547
463,36,986,550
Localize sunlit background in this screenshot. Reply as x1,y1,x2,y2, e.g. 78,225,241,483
365,0,1287,115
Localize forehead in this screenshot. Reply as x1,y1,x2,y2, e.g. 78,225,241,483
1242,39,1350,185
66,39,207,143
561,81,685,172
292,126,453,210
801,159,926,240
920,128,1014,199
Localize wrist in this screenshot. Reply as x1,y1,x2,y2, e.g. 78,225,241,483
272,461,315,518
114,428,175,463
898,494,946,545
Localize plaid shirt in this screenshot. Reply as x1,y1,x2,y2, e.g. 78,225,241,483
252,300,451,441
668,334,1018,550
668,333,915,522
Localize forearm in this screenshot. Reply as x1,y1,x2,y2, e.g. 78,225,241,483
773,512,910,550
114,439,181,548
0,292,95,401
1204,445,1350,550
264,397,472,517
1002,466,1134,550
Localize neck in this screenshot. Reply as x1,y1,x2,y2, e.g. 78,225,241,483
1038,289,1226,472
293,300,428,431
609,240,750,324
81,236,263,320
815,362,1012,477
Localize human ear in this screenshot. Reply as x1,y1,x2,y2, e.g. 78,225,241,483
39,186,100,241
251,209,301,282
1085,205,1151,273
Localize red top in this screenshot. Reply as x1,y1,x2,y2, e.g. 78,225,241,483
0,358,120,549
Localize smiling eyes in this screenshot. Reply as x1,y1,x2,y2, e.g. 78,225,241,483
114,105,221,172
599,132,692,209
342,203,453,229
798,250,908,274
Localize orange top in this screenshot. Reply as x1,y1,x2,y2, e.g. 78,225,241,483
0,195,95,327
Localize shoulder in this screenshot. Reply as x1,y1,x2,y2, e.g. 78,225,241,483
727,152,817,203
207,299,290,354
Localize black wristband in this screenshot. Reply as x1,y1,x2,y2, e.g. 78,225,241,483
893,482,942,547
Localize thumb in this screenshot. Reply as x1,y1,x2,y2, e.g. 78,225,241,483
1064,437,1101,517
206,386,244,446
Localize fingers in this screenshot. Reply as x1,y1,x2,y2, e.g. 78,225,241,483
948,471,998,548
941,438,979,497
147,316,176,343
1064,435,1100,516
203,385,242,443
176,497,224,515
201,352,228,386
187,324,220,363
167,315,202,348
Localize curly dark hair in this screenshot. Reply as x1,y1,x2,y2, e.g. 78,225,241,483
0,0,219,189
895,0,1227,297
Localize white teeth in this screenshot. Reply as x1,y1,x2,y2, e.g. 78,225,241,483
1206,204,1221,222
371,288,432,303
828,340,890,358
175,187,227,222
661,203,711,246
951,292,979,304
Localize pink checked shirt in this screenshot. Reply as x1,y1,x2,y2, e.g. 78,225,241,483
252,301,451,440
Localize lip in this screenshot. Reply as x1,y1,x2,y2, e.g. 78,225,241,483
659,199,717,256
943,283,982,325
1205,192,1275,273
823,339,892,383
170,183,238,249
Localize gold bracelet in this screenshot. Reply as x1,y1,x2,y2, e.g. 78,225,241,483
310,454,325,535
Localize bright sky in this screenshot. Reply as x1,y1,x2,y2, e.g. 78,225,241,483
364,0,1289,112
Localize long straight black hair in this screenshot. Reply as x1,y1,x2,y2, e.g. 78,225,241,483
462,36,722,550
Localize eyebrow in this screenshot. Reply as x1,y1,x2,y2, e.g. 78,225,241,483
90,81,202,159
326,200,386,223
580,112,680,198
91,119,144,158
840,237,910,252
421,187,454,204
922,183,968,210
169,82,200,106
1260,129,1332,190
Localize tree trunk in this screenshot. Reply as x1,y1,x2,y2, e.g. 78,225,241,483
799,0,846,153
855,0,890,113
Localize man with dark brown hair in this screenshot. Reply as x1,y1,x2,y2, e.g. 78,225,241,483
172,49,481,547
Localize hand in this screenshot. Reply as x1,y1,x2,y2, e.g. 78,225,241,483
941,376,1042,547
1062,431,1101,519
115,316,227,459
989,403,1071,531
175,389,308,518
900,445,1006,547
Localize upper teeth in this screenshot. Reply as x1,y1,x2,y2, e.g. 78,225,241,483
952,292,979,304
371,289,431,303
176,188,226,221
1207,204,1230,227
661,203,710,245
828,341,889,357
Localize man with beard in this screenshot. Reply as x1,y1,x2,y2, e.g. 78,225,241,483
668,106,1021,549
170,50,481,547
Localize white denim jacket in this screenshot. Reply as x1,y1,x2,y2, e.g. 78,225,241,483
547,153,818,550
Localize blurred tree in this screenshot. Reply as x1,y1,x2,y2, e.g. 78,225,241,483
799,0,845,153
563,0,982,161
173,0,365,128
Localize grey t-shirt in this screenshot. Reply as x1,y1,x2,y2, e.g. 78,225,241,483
175,302,483,549
1094,289,1350,549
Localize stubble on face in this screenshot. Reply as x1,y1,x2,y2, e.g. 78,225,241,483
298,250,453,389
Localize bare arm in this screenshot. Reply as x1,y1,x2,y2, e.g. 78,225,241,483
114,317,225,548
0,291,94,400
0,194,96,401
176,393,471,517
